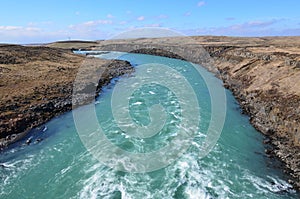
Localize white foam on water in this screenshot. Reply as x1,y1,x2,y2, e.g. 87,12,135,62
0,153,38,196
75,149,244,198
242,171,294,195
185,187,210,199
132,101,143,105
42,126,48,132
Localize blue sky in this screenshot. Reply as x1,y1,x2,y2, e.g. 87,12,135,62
0,0,299,43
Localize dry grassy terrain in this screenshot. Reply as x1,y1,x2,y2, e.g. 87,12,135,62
0,44,133,147
46,40,99,50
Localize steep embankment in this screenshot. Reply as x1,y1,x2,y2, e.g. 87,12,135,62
208,44,300,188
90,36,300,188
0,45,133,147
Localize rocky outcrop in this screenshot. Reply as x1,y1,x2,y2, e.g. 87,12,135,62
131,48,186,60
210,46,300,188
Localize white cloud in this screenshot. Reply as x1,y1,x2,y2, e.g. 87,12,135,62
69,19,114,31
184,12,191,16
0,25,59,44
0,26,22,31
137,16,145,21
27,21,53,28
107,14,114,19
83,20,113,26
66,20,115,41
119,21,127,25
223,19,280,32
197,1,205,7
180,19,292,36
25,27,40,31
144,24,161,27
247,20,275,27
83,21,95,26
225,17,236,21
157,14,168,19
0,25,40,32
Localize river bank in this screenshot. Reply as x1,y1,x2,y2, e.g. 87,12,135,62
0,44,133,148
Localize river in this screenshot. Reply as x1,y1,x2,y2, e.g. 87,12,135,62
0,52,298,198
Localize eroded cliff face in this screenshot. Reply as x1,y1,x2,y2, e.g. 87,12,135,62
92,36,300,188
207,44,300,188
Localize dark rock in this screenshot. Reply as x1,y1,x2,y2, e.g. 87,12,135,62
26,137,32,145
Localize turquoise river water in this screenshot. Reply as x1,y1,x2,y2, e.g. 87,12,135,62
0,52,299,198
